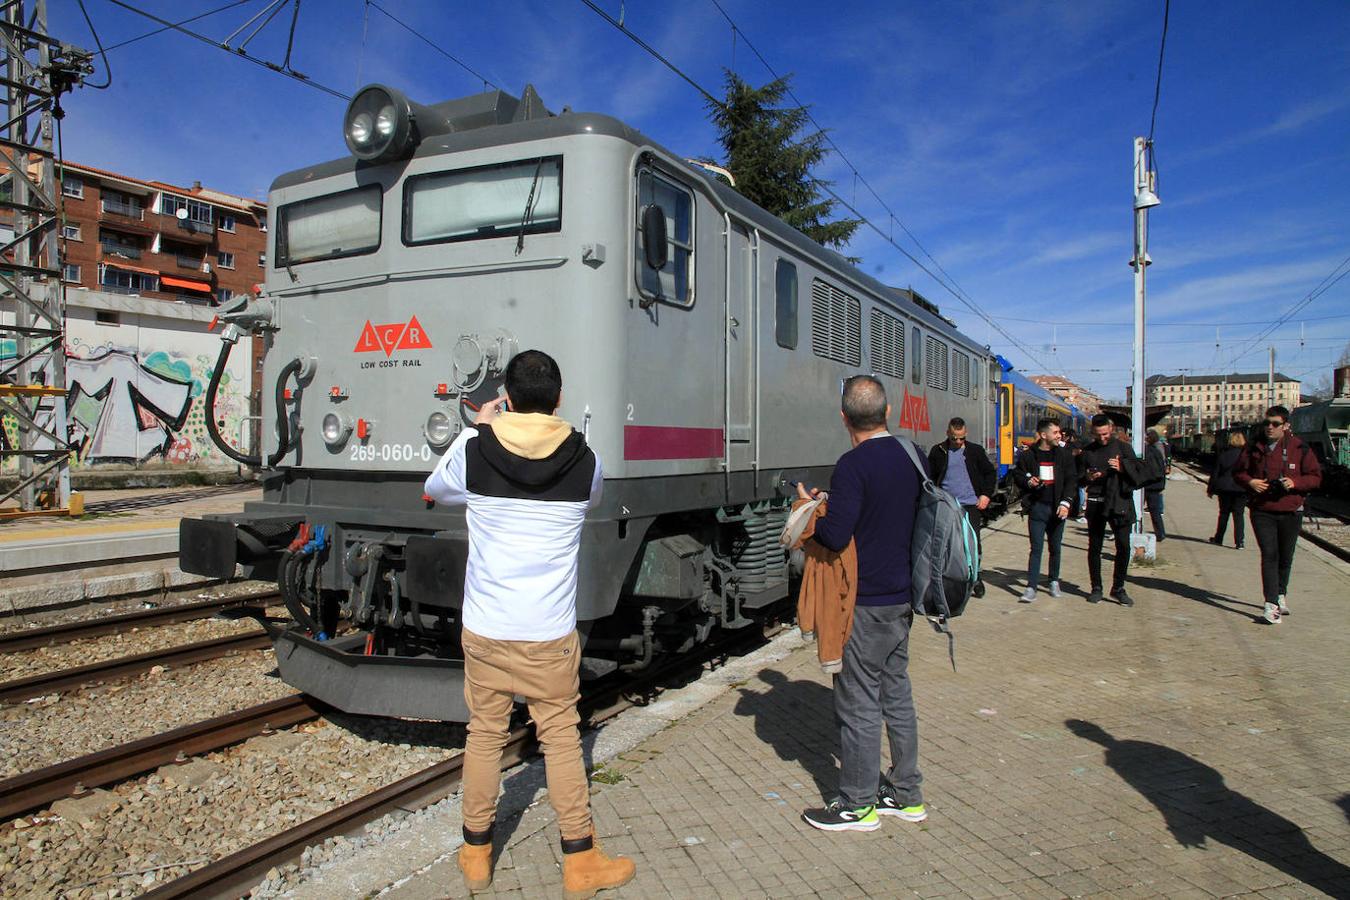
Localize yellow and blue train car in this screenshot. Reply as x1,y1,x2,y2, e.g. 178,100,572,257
993,357,1087,483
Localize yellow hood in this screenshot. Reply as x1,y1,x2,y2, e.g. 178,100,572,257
488,412,575,460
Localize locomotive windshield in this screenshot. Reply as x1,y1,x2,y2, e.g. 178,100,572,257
276,184,382,266
404,156,562,245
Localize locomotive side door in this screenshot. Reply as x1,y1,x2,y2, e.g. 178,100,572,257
725,218,757,471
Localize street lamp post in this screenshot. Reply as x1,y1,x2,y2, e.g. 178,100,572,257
1130,136,1159,556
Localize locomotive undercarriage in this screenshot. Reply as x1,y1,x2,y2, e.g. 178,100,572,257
180,476,798,720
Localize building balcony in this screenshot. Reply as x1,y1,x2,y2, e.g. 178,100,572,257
100,199,144,220
100,241,143,259
155,213,215,244
176,253,207,270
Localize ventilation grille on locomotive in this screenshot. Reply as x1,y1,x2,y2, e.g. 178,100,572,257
925,336,949,391
953,349,971,396
811,279,861,365
869,309,904,378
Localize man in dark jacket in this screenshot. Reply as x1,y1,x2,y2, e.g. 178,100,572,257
1078,414,1152,606
796,375,928,834
1142,431,1169,542
1011,418,1077,602
1233,406,1322,624
928,417,997,598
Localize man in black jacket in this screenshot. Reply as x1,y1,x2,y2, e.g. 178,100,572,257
1078,414,1152,606
1142,431,1169,542
928,417,997,598
1011,418,1077,602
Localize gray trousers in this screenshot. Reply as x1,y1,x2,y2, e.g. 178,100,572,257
834,604,923,809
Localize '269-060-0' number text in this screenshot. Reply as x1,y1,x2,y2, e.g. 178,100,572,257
350,443,435,463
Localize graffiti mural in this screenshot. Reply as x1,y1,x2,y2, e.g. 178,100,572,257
66,349,193,462
0,308,254,470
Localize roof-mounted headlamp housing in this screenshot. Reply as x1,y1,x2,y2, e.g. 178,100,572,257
344,84,427,163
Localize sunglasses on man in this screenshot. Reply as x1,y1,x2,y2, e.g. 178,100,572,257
1264,419,1287,428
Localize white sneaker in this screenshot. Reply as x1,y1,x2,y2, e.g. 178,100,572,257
1277,594,1289,616
1075,517,1088,525
1263,602,1281,625
1049,581,1062,598
1020,587,1037,603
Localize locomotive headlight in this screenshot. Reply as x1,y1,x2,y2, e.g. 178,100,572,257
322,412,353,447
348,112,374,146
425,411,455,448
343,84,421,163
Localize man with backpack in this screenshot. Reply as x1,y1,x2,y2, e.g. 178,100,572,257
795,375,929,833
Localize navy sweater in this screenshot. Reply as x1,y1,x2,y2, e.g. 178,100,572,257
813,434,928,606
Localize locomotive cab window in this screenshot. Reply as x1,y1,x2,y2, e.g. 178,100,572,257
910,327,922,385
276,184,382,267
774,259,798,349
635,168,694,306
404,156,562,245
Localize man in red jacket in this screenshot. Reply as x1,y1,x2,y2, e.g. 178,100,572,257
1233,406,1322,624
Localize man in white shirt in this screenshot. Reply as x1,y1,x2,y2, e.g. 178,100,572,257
424,350,633,898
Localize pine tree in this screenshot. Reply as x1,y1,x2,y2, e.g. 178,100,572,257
705,70,861,253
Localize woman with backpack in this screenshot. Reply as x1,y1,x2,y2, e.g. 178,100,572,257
1207,432,1248,549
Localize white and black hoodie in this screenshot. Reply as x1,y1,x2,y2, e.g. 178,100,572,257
423,413,603,642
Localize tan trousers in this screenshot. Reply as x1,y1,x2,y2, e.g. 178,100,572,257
460,627,591,840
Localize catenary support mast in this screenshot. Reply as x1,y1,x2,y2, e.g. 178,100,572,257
0,1,90,518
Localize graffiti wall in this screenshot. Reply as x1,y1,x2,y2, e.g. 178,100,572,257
1,296,255,470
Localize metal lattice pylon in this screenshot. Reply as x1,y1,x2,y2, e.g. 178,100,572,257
0,0,89,517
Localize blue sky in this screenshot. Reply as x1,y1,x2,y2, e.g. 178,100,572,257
51,1,1350,400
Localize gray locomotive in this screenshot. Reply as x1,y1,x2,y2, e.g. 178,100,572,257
180,83,997,720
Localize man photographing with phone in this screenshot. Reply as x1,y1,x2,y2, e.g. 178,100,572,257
1078,414,1150,606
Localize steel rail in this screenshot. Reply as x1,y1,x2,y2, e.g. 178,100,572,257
0,695,320,821
144,621,788,900
0,593,278,654
0,631,271,704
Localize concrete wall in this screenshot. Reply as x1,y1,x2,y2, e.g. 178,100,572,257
1,290,256,471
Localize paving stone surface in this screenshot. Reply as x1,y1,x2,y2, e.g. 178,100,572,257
388,477,1350,899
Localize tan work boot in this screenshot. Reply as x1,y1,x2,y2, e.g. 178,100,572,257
561,832,636,899
458,837,493,892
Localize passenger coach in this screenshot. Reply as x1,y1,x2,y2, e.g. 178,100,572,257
181,84,996,719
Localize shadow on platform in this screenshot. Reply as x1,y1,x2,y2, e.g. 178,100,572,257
1067,719,1350,893
733,669,839,804
1129,574,1264,620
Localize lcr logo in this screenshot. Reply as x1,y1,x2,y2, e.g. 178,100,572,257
354,316,433,357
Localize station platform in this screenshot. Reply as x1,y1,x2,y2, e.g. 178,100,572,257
288,475,1350,899
0,483,261,613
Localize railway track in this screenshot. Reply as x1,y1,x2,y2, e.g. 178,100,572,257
0,630,271,704
0,593,278,654
0,695,321,821
143,621,789,900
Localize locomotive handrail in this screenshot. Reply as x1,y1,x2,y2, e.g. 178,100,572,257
264,256,569,297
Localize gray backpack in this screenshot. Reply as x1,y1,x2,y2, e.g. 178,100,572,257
895,437,981,666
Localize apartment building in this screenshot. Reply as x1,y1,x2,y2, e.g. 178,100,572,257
1029,374,1103,416
56,162,266,307
1143,372,1302,432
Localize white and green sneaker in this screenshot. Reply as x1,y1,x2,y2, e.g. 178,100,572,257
877,788,928,822
802,800,880,832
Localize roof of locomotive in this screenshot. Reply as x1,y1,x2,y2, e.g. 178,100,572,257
271,94,981,351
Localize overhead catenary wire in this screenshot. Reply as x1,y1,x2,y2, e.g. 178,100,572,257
75,0,112,88
1221,252,1350,366
366,1,498,91
705,0,991,355
104,0,351,101
578,0,1071,380
100,0,255,53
